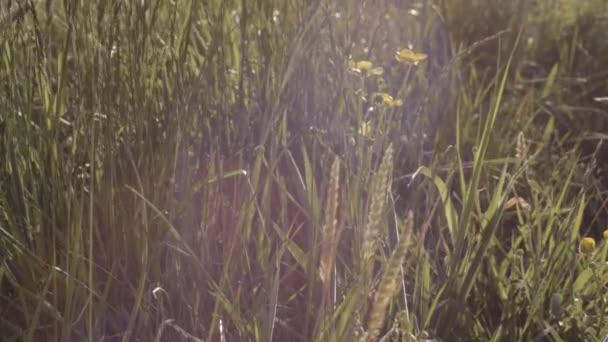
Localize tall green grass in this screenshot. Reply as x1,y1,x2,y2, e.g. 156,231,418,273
1,0,608,341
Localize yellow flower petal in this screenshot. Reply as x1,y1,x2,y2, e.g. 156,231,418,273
580,237,596,255
370,67,384,76
380,93,394,106
375,93,402,108
355,60,373,71
603,230,608,240
395,48,427,65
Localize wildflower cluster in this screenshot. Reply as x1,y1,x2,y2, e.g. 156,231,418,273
579,229,608,255
348,48,427,138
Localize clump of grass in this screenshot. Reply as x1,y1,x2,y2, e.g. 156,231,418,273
3,0,608,341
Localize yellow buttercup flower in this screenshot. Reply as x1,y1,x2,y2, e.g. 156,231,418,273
580,237,596,255
348,60,373,73
377,93,403,108
381,93,394,105
349,60,381,77
603,230,608,240
356,60,373,71
395,48,427,65
370,67,384,76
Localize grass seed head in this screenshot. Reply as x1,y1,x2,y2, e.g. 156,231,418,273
361,144,394,282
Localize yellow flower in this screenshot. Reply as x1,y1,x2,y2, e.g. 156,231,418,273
603,230,608,240
370,67,384,76
356,60,373,71
381,93,393,104
358,120,372,137
580,237,596,255
377,93,403,108
395,48,427,65
348,60,373,72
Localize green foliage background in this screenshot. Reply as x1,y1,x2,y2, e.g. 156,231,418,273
1,0,608,341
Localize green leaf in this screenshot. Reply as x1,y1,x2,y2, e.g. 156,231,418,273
541,63,559,98
414,166,458,242
573,268,593,294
